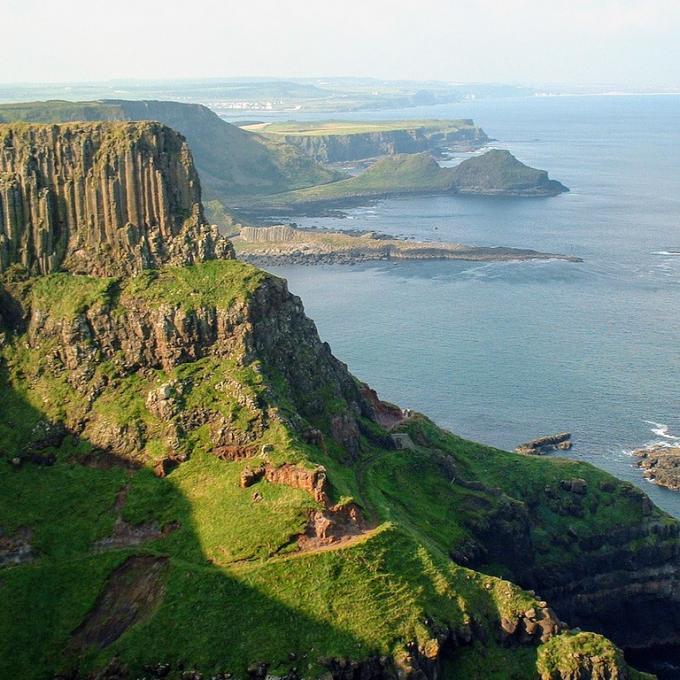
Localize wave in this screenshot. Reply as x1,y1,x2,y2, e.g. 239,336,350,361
652,250,680,256
643,420,680,442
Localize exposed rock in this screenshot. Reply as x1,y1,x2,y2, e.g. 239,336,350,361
0,526,34,566
146,381,184,420
258,119,489,163
5,267,372,463
234,225,580,266
360,386,407,430
516,433,572,455
330,412,362,459
560,478,588,495
214,444,259,462
298,502,367,550
0,122,233,277
499,605,562,645
391,433,417,450
240,465,264,488
633,446,680,491
94,517,178,551
263,463,329,505
153,455,183,478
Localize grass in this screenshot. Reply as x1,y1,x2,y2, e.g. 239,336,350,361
536,632,638,679
242,119,478,136
121,259,268,311
29,272,117,319
0,263,659,679
251,153,455,206
246,149,563,207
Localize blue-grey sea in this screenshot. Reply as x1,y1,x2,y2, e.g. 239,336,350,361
233,95,680,518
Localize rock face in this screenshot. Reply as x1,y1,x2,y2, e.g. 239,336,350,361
266,121,489,163
516,433,573,455
6,263,370,463
634,446,680,490
0,122,233,276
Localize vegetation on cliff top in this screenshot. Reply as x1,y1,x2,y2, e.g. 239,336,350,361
0,259,665,679
241,119,482,137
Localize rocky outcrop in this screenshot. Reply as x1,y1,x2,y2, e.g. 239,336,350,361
5,264,370,461
451,149,569,196
468,481,680,652
0,122,232,276
234,225,582,266
70,555,169,650
0,526,34,566
240,225,308,243
516,433,573,455
240,462,329,505
634,446,680,490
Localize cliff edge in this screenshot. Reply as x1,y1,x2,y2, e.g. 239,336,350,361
0,121,232,276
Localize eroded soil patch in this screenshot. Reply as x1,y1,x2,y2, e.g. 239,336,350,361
71,555,169,649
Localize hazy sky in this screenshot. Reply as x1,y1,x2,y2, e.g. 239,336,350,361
3,0,679,87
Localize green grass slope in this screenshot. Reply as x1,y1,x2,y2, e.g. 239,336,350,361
0,261,661,680
245,150,568,208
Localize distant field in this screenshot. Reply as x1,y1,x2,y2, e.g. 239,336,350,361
242,119,477,136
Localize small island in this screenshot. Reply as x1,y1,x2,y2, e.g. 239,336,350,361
232,225,582,265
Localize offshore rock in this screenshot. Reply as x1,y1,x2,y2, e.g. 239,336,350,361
516,433,572,455
0,122,233,276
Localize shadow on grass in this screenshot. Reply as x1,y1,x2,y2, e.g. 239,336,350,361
0,375,379,680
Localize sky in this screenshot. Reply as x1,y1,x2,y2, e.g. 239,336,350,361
2,0,679,88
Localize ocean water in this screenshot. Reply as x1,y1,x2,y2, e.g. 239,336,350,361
246,95,680,518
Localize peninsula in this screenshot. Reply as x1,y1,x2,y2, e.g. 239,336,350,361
242,150,569,211
232,225,582,265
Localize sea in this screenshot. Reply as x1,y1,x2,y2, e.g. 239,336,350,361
222,94,680,519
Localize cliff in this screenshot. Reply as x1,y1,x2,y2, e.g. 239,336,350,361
243,119,489,163
0,125,666,680
0,122,232,276
0,100,341,203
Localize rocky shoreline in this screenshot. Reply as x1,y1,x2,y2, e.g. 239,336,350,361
634,446,680,491
232,225,582,266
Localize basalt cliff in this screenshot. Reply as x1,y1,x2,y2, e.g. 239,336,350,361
0,122,232,276
242,120,489,163
0,123,674,680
